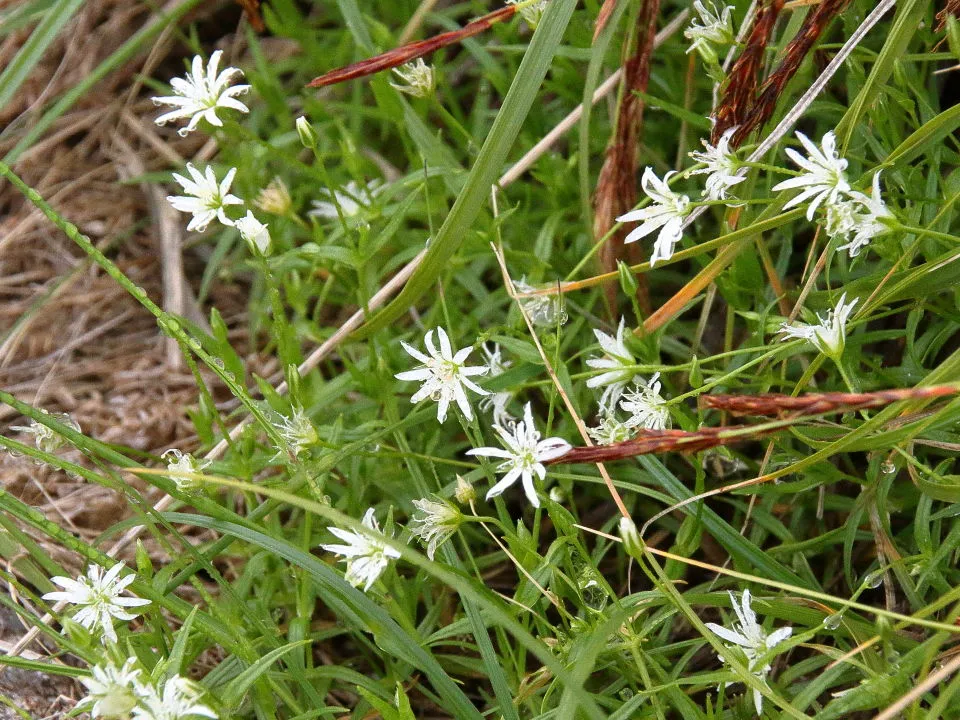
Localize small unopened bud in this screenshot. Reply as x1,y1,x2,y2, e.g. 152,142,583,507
549,486,566,503
237,211,271,255
619,516,644,560
454,474,476,505
296,116,317,148
617,260,638,297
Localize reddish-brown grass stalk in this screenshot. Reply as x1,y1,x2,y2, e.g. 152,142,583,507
307,6,517,88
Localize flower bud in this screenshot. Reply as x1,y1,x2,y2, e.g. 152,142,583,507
619,516,644,560
296,116,317,148
236,210,271,256
454,474,476,505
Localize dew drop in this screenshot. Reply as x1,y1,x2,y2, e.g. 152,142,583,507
823,613,843,630
578,570,608,613
865,571,883,589
880,461,896,476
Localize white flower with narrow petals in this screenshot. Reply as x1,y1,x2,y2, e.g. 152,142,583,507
321,508,401,591
479,343,514,426
167,164,243,232
586,318,640,409
833,172,894,258
778,293,858,359
771,131,850,220
684,1,735,60
132,675,217,720
467,402,571,508
617,168,691,266
309,180,382,220
409,498,462,560
42,564,150,644
78,659,143,718
689,128,745,202
391,59,435,98
395,328,489,423
153,51,250,137
620,373,670,430
162,449,211,492
236,211,271,255
705,590,793,715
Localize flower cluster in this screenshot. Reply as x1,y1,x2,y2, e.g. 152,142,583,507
153,53,272,255
616,128,895,267
79,661,216,720
772,131,893,257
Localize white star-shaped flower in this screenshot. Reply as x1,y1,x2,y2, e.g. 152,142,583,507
771,131,850,220
153,51,250,137
132,675,217,720
391,59,435,98
778,292,858,359
620,372,670,430
78,658,143,719
689,128,745,202
42,564,150,644
586,318,640,409
832,172,893,258
705,590,793,715
166,164,243,232
321,508,401,591
395,328,489,423
308,180,382,221
684,1,735,58
466,402,571,508
408,498,462,560
616,168,692,266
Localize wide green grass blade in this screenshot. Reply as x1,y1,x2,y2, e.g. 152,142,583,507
357,0,579,337
834,0,925,151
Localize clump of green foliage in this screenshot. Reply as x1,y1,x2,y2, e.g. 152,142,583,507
3,0,960,717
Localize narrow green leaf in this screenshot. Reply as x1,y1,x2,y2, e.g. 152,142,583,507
357,0,579,337
0,0,84,112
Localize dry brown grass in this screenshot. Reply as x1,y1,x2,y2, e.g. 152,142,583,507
0,3,273,709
